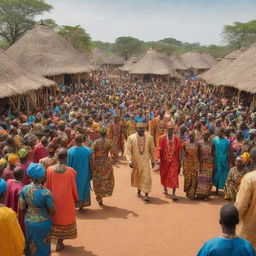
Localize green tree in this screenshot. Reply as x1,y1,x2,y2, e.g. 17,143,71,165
222,20,256,49
0,0,52,45
42,18,59,31
112,37,144,60
58,25,92,53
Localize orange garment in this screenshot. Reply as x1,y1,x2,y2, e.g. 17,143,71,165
46,165,78,225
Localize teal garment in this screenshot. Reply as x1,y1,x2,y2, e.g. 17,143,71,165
197,237,256,256
19,184,53,256
68,146,93,204
213,137,230,189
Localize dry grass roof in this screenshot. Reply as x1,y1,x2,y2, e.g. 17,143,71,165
169,55,188,71
0,49,55,99
200,49,244,82
130,49,180,77
204,45,256,93
103,55,124,66
180,51,213,70
6,22,93,76
119,56,139,72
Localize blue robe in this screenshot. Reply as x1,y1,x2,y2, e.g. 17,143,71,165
68,146,93,206
197,237,255,256
213,137,230,189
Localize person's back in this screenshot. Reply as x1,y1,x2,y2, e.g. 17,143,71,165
197,237,255,256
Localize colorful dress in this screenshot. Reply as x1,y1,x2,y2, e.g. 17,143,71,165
212,137,230,189
182,142,200,199
39,157,58,170
224,167,247,201
19,184,54,256
196,142,214,197
46,164,78,240
68,146,93,207
91,138,115,200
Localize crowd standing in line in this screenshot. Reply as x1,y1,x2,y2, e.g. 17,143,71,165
0,75,256,255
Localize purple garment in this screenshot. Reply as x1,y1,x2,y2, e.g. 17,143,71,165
5,179,25,233
2,167,14,181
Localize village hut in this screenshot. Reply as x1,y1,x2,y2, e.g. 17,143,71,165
130,49,180,80
200,49,244,83
0,48,55,110
169,55,188,75
102,55,124,74
6,21,93,85
200,53,217,67
119,56,139,73
180,52,213,75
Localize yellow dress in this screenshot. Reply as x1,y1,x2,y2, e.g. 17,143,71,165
126,120,136,138
0,206,25,256
125,132,156,193
235,170,256,249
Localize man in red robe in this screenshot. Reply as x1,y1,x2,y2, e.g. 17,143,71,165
156,121,182,201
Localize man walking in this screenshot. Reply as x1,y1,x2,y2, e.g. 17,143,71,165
125,123,155,202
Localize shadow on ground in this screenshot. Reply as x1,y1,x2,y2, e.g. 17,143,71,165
76,205,139,220
52,245,98,256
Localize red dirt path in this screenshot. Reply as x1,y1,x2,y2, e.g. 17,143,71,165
53,159,225,256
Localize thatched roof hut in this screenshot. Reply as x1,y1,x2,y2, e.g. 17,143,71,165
104,55,124,66
205,45,256,93
6,22,93,77
201,53,217,67
130,49,180,77
119,56,139,72
0,49,55,99
169,55,188,71
180,52,212,70
200,49,244,82
90,48,108,66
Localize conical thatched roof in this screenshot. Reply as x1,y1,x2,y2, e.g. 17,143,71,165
6,22,93,76
169,55,188,71
200,53,217,67
104,55,124,66
119,56,139,72
90,48,108,66
200,49,244,82
0,49,55,99
180,52,212,70
205,45,256,93
130,49,180,77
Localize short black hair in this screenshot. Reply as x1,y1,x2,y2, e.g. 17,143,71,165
220,204,239,227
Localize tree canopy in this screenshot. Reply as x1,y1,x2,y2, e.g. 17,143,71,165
0,0,52,45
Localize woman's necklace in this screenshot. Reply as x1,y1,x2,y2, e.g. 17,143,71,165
137,134,146,155
220,233,238,239
166,135,175,162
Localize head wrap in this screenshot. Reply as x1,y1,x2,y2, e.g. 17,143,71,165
18,148,29,160
0,178,7,194
167,121,175,128
27,163,45,180
8,154,19,165
0,158,7,167
136,123,147,128
0,129,8,136
249,129,256,135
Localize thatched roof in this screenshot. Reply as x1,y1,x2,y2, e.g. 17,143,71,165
200,49,244,82
6,22,93,76
180,52,212,70
204,45,256,93
103,55,124,66
201,53,217,67
169,55,188,71
119,56,139,72
0,49,55,99
90,48,108,66
130,49,180,77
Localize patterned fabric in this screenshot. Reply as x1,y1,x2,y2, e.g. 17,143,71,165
183,142,200,199
39,157,58,170
19,184,53,223
224,167,247,201
52,222,77,240
196,143,214,197
92,138,115,198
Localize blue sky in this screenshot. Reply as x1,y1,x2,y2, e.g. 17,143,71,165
40,0,256,45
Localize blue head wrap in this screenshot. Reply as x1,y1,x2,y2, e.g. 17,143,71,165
0,178,7,194
27,163,45,180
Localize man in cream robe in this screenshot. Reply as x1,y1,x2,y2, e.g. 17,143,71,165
125,123,156,201
235,147,256,249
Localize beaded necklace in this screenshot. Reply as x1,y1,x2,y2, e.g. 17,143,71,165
166,134,175,162
220,233,238,239
137,134,146,155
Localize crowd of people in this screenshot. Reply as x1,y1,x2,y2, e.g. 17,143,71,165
0,74,256,255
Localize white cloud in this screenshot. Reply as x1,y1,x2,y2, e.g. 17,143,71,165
39,0,256,45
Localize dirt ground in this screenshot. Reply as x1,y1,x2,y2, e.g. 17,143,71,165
52,159,225,256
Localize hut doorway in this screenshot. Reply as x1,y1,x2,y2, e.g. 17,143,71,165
64,74,72,85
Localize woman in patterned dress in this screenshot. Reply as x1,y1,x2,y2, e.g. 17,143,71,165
196,131,214,200
91,127,115,206
39,142,59,170
182,131,201,200
224,156,248,201
19,163,55,256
